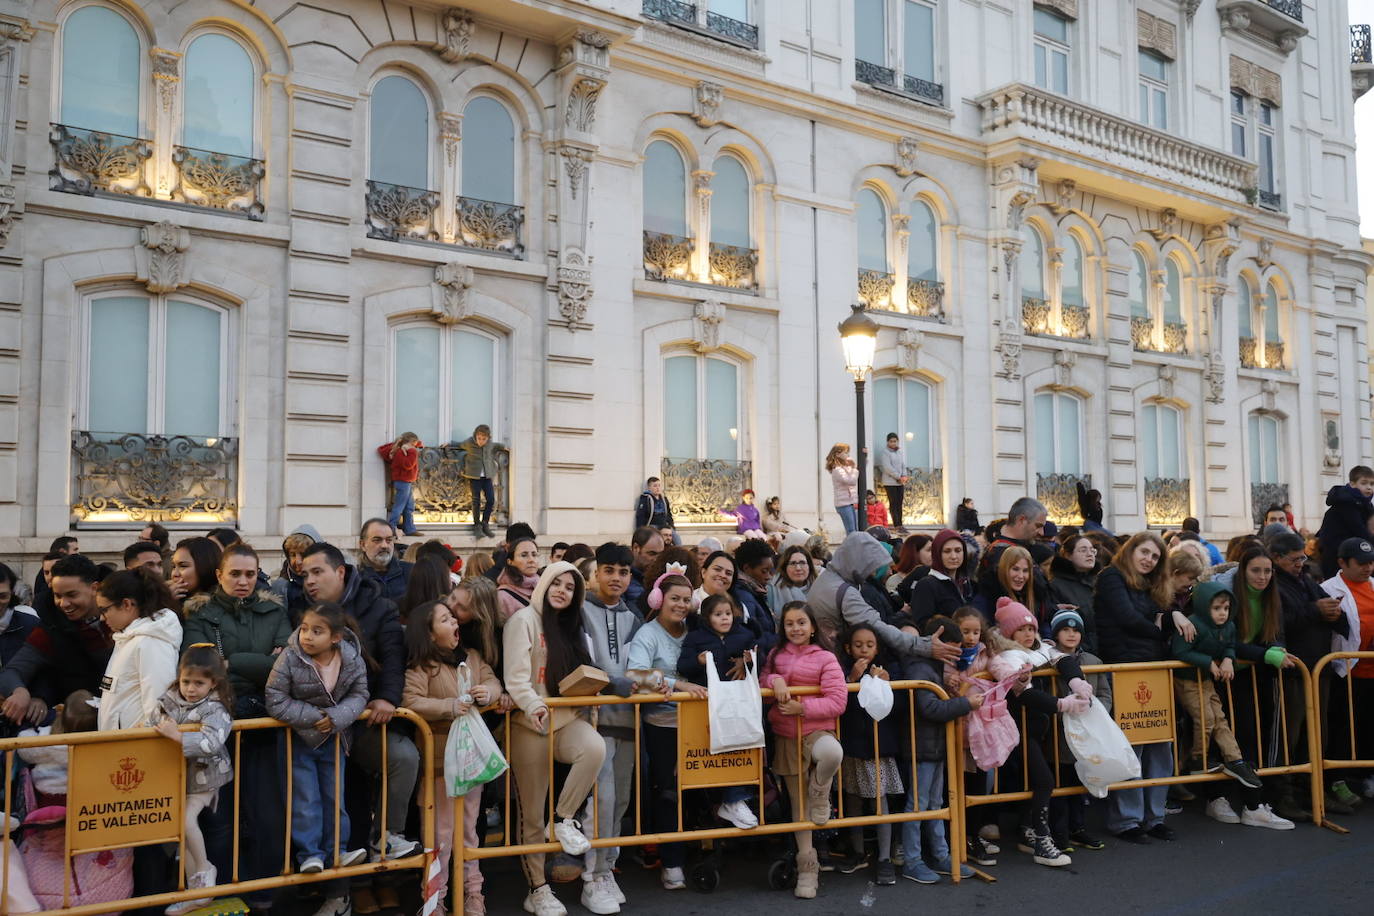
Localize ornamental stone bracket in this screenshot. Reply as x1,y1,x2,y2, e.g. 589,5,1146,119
556,247,593,327
1260,377,1279,412
0,180,17,248
1148,207,1178,240
894,137,920,178
136,220,191,293
1053,349,1076,388
996,157,1040,231
1202,218,1242,279
997,327,1023,380
435,8,476,63
1157,363,1177,400
433,262,475,324
692,299,726,352
693,81,724,127
895,328,924,374
557,31,610,140
1204,350,1226,403
1047,178,1076,215
1256,237,1275,269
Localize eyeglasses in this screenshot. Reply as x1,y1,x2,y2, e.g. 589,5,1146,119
787,560,810,567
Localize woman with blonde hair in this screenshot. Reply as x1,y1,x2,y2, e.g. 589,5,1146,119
825,443,860,535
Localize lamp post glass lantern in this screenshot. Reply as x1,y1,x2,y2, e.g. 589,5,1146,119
839,304,879,513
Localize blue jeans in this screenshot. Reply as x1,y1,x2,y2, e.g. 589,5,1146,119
722,785,751,804
388,480,416,534
902,761,949,864
1107,742,1173,832
837,504,859,534
293,736,351,865
469,477,494,525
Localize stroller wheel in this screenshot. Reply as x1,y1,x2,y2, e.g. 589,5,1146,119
768,857,797,891
691,862,721,893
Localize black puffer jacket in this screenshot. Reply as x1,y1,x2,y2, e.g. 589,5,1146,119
338,566,405,707
908,573,974,629
1275,564,1350,667
1316,484,1374,580
901,655,973,761
1094,566,1168,663
1045,555,1099,654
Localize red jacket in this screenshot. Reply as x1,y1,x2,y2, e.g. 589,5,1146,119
763,641,847,739
377,441,423,482
867,501,890,527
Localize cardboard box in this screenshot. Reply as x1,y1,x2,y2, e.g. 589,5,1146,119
558,664,610,697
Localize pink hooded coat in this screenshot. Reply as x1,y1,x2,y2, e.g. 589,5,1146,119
763,641,847,739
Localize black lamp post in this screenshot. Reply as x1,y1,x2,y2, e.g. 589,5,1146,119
838,304,879,507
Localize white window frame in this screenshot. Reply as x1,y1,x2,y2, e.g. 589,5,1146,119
1140,403,1184,480
461,92,521,207
55,1,148,138
1138,49,1169,130
1033,7,1071,95
1021,225,1048,298
78,287,236,437
907,197,940,283
366,72,434,190
1230,90,1248,157
708,152,753,248
643,136,692,239
387,320,504,443
854,0,941,87
1230,91,1281,199
1033,390,1083,476
178,28,261,158
1248,413,1281,485
873,374,940,470
661,350,745,461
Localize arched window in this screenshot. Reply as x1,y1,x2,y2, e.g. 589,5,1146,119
369,75,430,189
1127,250,1149,318
908,199,938,282
644,140,688,237
1163,259,1183,324
1238,277,1255,338
856,188,888,272
872,376,938,470
710,155,751,248
183,33,254,157
1263,282,1281,340
1248,413,1280,484
663,354,740,460
1021,228,1046,298
462,97,516,205
1033,391,1081,476
86,293,229,438
1141,403,1183,480
61,5,141,137
1061,236,1085,308
392,324,500,445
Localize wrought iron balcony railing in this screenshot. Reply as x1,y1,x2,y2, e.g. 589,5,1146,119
858,269,896,310
365,179,440,242
643,0,696,27
855,60,945,107
1022,297,1051,335
856,59,897,88
1145,477,1191,527
1061,304,1090,339
408,444,510,527
705,10,759,48
1162,321,1188,354
661,456,753,525
643,231,695,281
456,196,525,256
901,466,945,525
50,124,152,198
1131,315,1155,351
1250,482,1289,528
643,0,759,49
172,146,264,220
1265,0,1303,22
907,278,945,320
1239,336,1260,369
1354,24,1373,63
903,75,945,107
71,431,239,524
1037,472,1091,526
707,242,758,290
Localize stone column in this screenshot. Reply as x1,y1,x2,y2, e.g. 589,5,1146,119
1200,220,1242,532
149,48,181,200
437,111,462,244
990,157,1039,511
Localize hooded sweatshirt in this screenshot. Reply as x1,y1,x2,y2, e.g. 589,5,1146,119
808,532,932,659
98,608,183,731
271,523,321,616
502,561,592,735
582,590,642,738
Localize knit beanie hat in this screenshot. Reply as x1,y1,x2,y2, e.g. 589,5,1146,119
995,596,1036,635
1050,607,1084,636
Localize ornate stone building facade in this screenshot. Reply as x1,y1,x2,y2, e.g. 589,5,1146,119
0,0,1369,563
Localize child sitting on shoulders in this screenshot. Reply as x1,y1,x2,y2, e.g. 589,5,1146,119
1047,609,1108,854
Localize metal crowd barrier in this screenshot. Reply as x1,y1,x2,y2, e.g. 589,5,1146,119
1308,650,1374,831
0,709,434,916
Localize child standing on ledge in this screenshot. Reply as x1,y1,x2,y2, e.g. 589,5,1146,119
377,432,423,537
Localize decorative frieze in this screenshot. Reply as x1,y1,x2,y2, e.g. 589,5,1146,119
557,248,593,326
1137,11,1177,60
693,81,724,127
433,262,475,324
137,220,190,294
1229,55,1282,106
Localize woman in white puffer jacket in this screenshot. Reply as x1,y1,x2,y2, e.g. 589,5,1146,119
95,568,183,731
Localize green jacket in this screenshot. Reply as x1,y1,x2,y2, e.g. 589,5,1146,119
457,436,506,480
1171,580,1285,671
182,588,292,698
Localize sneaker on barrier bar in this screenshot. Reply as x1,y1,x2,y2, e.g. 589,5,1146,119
372,834,422,862
1220,758,1263,790
523,884,567,916
1205,797,1241,824
579,876,621,915
299,856,326,874
311,896,352,916
717,800,758,829
554,818,591,856
338,848,369,868
1240,803,1295,831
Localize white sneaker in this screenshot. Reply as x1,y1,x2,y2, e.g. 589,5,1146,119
718,799,759,829
164,867,215,916
523,884,567,916
661,866,686,890
579,876,621,915
338,848,369,868
1206,797,1241,824
311,896,351,916
299,855,325,873
1240,803,1295,831
371,834,422,861
603,874,626,905
554,818,591,856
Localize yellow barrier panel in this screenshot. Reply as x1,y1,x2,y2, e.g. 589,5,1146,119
1308,650,1374,832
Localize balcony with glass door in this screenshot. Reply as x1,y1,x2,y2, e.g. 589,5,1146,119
642,0,759,49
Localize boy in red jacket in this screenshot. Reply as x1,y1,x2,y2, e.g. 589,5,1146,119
377,432,423,536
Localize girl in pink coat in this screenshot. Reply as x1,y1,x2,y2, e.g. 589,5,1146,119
763,601,848,900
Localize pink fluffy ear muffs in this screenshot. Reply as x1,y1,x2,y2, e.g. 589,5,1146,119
646,562,689,610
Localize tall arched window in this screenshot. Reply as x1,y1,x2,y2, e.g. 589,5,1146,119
183,33,254,157
392,324,500,445
907,200,938,282
1238,277,1255,338
1061,236,1085,309
872,376,938,470
462,97,516,205
710,155,751,248
1141,403,1183,481
1127,250,1149,318
663,354,740,460
1263,282,1283,368
1033,391,1081,476
856,189,888,272
1248,413,1280,485
1021,228,1046,298
644,140,688,237
369,75,430,189
61,5,141,137
1163,259,1183,324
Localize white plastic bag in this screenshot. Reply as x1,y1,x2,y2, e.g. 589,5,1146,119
443,663,508,798
856,674,894,722
706,657,766,754
1061,696,1141,798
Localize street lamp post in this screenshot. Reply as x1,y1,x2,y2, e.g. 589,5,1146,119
838,304,879,514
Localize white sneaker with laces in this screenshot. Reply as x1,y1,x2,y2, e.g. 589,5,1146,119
718,799,759,829
299,855,325,873
579,875,621,915
603,874,626,905
338,848,369,868
523,885,567,916
554,818,591,856
1240,803,1295,830
371,834,422,861
310,896,352,916
661,866,686,890
1206,797,1241,824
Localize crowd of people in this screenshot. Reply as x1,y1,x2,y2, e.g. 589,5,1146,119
0,461,1372,916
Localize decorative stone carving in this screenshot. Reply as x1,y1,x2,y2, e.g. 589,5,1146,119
150,49,180,114
693,299,726,352
1203,218,1242,280
997,157,1040,230
1054,349,1076,387
439,113,461,168
138,221,190,294
693,81,724,127
1221,8,1251,33
1260,378,1279,412
998,328,1022,379
896,328,925,374
1137,10,1177,60
1229,55,1282,106
1182,0,1203,22
561,145,594,199
437,8,475,63
557,248,594,326
1257,237,1274,268
1158,364,1177,400
1049,179,1076,214
1204,350,1225,403
1150,207,1178,240
693,169,713,225
433,262,475,324
0,181,15,248
1035,0,1077,20
1324,416,1342,469
565,76,604,132
895,137,920,178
